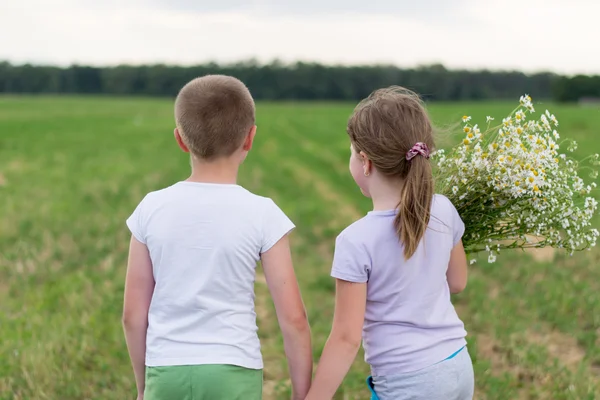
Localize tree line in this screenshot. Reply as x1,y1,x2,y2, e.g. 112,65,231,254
0,61,597,102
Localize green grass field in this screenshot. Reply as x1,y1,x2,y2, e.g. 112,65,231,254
1,96,599,400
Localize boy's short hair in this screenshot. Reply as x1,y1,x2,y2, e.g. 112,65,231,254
174,75,255,159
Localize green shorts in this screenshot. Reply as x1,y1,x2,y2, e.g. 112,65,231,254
144,364,263,400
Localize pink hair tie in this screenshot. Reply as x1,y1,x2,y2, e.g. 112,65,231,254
406,142,430,161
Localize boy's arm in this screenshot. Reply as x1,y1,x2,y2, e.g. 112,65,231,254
305,279,366,400
122,235,155,398
261,235,312,400
447,240,468,294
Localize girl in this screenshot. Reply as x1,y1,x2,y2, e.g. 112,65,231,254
305,87,474,400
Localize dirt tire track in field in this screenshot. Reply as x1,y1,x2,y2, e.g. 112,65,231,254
524,247,555,262
254,152,362,397
525,326,600,387
478,246,596,382
595,329,600,375
280,159,362,226
526,329,586,372
474,332,543,400
452,304,520,400
276,118,347,177
523,235,555,262
497,236,555,263
466,275,599,397
456,278,534,399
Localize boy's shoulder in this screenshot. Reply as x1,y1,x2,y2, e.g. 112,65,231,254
137,182,279,210
134,183,184,207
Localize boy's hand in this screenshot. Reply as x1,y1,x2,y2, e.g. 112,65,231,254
261,235,313,400
123,236,154,400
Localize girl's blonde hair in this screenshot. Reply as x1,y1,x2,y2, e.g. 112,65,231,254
347,86,435,260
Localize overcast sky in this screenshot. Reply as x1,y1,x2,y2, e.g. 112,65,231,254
1,0,598,74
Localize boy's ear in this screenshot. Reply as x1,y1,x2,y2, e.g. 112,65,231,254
174,128,190,153
242,125,257,152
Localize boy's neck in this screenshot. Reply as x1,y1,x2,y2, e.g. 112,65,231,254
186,156,240,185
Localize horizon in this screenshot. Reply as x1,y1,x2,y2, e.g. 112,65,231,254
0,59,584,77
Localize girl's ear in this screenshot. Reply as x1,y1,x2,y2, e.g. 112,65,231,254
359,151,372,177
174,128,190,153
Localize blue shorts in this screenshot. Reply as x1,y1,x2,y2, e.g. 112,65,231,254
367,346,471,400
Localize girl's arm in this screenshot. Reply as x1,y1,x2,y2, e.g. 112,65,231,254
446,240,468,294
122,236,155,398
305,279,366,400
261,235,312,400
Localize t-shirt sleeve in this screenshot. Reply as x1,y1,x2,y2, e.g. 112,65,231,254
126,196,147,244
330,233,371,283
449,201,465,247
261,199,295,253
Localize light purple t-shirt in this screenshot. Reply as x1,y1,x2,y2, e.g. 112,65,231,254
331,194,467,376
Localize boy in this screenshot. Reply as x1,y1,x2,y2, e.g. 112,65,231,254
122,75,312,400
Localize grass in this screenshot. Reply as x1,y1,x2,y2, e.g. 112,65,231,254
0,96,599,399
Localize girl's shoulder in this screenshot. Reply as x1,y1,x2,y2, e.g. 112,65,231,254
432,193,452,206
335,212,388,251
432,194,459,214
338,213,373,237
431,194,463,234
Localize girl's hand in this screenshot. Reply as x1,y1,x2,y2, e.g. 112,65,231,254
446,240,468,294
306,279,366,399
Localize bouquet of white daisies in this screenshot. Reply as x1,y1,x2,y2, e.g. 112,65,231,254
433,95,599,263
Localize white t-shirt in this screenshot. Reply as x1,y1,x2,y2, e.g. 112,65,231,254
126,181,295,369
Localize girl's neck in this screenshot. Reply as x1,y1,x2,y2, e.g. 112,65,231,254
370,175,404,212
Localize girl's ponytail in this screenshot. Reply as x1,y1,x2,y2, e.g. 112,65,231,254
395,154,434,260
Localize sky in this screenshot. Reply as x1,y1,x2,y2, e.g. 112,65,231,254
1,0,598,75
